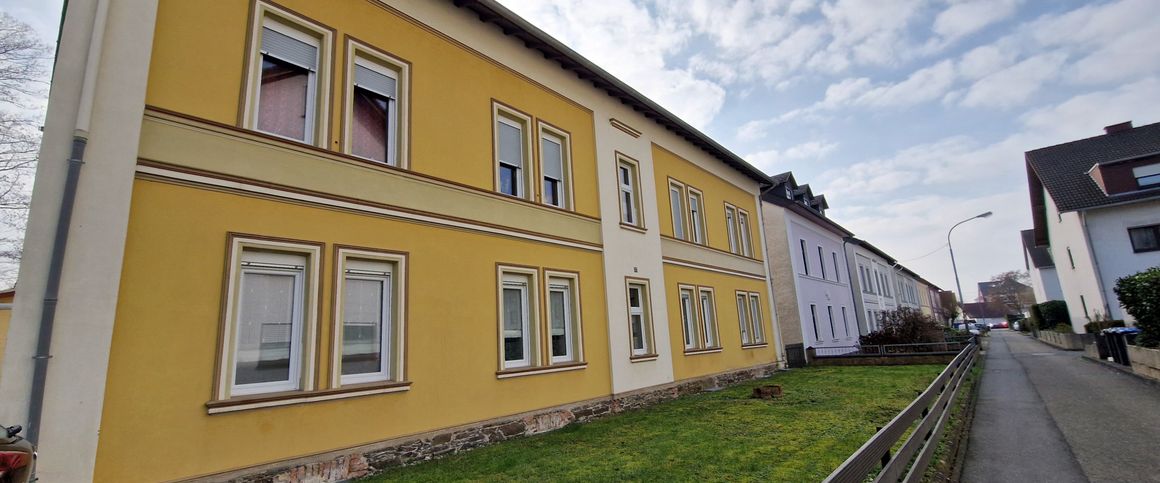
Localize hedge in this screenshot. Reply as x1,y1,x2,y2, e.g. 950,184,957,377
1114,267,1160,348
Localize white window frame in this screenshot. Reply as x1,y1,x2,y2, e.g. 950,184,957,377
217,236,321,400
737,209,753,257
747,293,766,344
827,305,837,340
545,271,583,365
679,285,699,350
832,252,840,283
817,246,827,279
244,5,332,147
669,180,688,240
344,40,409,168
737,292,751,345
626,280,654,357
537,123,573,210
841,306,850,338
498,266,540,370
618,156,644,228
494,104,534,201
800,239,810,275
332,248,406,387
699,287,719,349
810,304,820,342
687,187,706,245
725,205,739,254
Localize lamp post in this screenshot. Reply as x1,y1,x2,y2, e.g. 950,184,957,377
948,211,993,321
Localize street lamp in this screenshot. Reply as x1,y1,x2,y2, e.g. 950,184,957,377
948,211,993,321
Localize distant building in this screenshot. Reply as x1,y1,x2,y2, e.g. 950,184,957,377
1021,229,1064,304
845,239,900,334
961,301,1013,326
977,278,1035,315
1025,121,1160,331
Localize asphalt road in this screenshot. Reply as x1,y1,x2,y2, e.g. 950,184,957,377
962,330,1160,483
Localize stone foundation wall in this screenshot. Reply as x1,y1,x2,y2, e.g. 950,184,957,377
1035,331,1093,350
809,353,958,366
1128,345,1160,382
196,363,777,483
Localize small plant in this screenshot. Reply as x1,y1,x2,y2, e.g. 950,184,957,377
1083,319,1125,334
860,308,945,346
1114,267,1160,348
1032,301,1070,330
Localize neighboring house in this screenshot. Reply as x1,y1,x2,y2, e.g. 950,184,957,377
1025,121,1160,331
0,1,782,481
845,238,900,334
961,302,1013,326
895,268,922,311
977,278,1035,315
1021,228,1064,304
761,172,859,352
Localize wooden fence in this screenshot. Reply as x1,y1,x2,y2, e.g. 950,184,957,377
823,341,978,483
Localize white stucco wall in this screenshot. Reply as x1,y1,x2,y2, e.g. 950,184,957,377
845,245,898,335
1028,263,1064,304
1084,199,1160,324
1044,187,1109,331
783,211,858,349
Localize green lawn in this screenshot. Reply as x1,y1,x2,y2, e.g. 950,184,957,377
365,365,943,482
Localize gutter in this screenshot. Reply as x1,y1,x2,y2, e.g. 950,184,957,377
26,0,108,445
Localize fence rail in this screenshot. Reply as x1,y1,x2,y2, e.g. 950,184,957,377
813,339,974,358
823,341,978,483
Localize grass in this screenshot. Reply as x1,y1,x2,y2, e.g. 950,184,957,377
922,358,983,482
365,365,944,482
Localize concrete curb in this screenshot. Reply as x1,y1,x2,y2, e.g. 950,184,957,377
1079,354,1160,388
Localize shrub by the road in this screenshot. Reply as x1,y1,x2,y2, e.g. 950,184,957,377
1031,300,1070,331
1115,267,1160,348
860,308,944,346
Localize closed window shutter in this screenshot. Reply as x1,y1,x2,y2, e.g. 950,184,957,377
498,121,523,167
355,64,397,99
542,137,563,179
262,27,318,71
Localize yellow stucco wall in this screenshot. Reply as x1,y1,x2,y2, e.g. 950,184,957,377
145,0,599,218
661,264,776,381
93,179,611,482
650,144,761,258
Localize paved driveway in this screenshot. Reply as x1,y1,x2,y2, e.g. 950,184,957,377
963,330,1160,482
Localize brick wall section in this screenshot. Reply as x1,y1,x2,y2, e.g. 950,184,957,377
202,363,777,483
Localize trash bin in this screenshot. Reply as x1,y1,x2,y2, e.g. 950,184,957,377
1094,333,1111,359
1103,327,1141,366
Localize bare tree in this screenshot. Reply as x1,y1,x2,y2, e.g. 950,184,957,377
0,12,51,286
983,270,1035,315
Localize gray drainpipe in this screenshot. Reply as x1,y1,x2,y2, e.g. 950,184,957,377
26,136,86,445
841,237,861,334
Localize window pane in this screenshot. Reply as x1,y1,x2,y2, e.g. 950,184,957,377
619,166,631,186
499,164,519,196
542,137,563,179
235,271,297,386
1129,226,1159,251
631,314,645,350
503,287,525,362
700,293,716,347
622,191,634,224
550,289,568,358
670,187,685,239
737,295,749,344
498,120,523,167
352,87,390,163
681,291,695,348
628,286,641,309
342,278,385,376
257,56,309,141
726,209,737,252
689,194,703,243
749,296,764,343
544,179,560,207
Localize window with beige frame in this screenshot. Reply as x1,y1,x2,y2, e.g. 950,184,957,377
738,291,767,346
618,155,644,229
332,248,406,387
687,187,706,244
497,266,585,374
626,279,655,357
344,39,409,167
725,205,738,253
545,270,583,364
538,123,573,209
494,103,534,200
498,266,539,370
669,180,688,240
242,4,332,146
678,284,720,353
698,288,720,349
737,209,753,257
216,236,321,400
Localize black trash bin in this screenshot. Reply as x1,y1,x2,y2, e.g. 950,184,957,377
1103,328,1141,366
1094,333,1111,359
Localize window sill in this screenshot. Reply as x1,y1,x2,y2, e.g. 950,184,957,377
496,362,587,379
629,353,659,363
206,381,411,414
619,222,647,234
683,347,723,356
741,343,769,350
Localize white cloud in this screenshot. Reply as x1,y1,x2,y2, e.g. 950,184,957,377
960,51,1068,109
744,140,838,173
957,42,1019,80
932,0,1021,41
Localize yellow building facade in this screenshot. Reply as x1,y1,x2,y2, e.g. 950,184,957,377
0,1,782,481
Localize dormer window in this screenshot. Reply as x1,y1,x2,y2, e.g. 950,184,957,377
1134,163,1160,189
785,185,792,199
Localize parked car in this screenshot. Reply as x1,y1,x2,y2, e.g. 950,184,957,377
0,424,34,483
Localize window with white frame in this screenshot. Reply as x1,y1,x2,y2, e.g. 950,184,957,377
800,239,810,275
679,287,699,350
1134,163,1160,189
736,293,751,345
218,238,320,400
336,254,404,385
627,280,653,356
346,44,407,166
832,252,841,283
688,188,706,244
669,181,687,240
737,292,765,346
810,304,820,342
841,306,850,338
699,288,719,348
247,9,329,146
618,157,643,227
827,306,836,340
737,210,753,257
747,293,766,344
725,205,739,253
495,106,533,200
539,126,572,209
817,246,826,279
1128,225,1160,253
500,270,537,369
547,277,579,363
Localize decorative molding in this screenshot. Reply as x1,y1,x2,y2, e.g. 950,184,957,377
609,118,642,138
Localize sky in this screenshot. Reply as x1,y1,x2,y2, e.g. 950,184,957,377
6,0,1160,301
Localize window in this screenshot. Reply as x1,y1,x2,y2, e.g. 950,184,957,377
817,246,826,279
546,274,580,364
725,206,739,253
679,287,699,350
627,280,654,356
1128,225,1160,253
841,306,849,337
688,189,706,244
827,306,836,340
246,10,330,146
500,270,536,369
539,125,572,209
737,211,753,257
800,239,810,275
1080,295,1089,317
737,293,751,345
669,181,687,240
1067,247,1076,269
699,289,719,348
809,304,820,342
345,41,408,166
1134,163,1160,189
747,293,765,344
832,252,841,283
335,250,406,386
618,156,643,228
494,105,533,200
218,237,320,400
867,309,874,331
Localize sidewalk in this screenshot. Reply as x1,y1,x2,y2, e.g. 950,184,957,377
962,331,1160,482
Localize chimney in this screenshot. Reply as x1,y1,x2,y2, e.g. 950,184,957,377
1104,121,1133,134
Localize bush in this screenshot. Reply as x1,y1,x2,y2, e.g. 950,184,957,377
860,308,945,346
1034,301,1070,330
1083,320,1125,334
1114,267,1160,348
1028,304,1043,330
1052,324,1074,334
